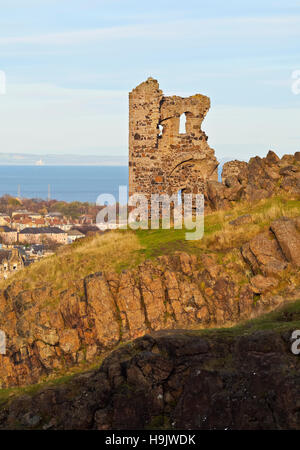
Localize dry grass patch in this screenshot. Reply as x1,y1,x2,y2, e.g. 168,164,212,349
0,230,141,293
202,222,261,250
196,196,300,251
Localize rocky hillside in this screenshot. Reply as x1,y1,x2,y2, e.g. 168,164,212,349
0,214,299,388
0,298,300,430
0,150,299,429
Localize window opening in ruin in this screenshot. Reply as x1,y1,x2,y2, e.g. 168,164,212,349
177,189,183,206
158,124,163,137
179,113,186,134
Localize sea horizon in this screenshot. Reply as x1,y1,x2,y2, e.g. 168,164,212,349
0,162,226,204
0,165,128,204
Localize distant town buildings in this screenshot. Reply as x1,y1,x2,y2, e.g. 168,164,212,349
0,226,18,244
0,213,11,226
0,209,99,254
67,229,85,244
0,210,95,246
0,208,98,278
19,227,68,245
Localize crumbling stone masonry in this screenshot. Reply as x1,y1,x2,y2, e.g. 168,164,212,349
128,77,219,201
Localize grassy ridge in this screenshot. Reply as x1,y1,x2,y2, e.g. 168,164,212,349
0,196,299,294
0,231,141,293
136,196,300,259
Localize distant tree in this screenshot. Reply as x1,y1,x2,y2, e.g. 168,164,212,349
38,207,48,215
41,237,62,252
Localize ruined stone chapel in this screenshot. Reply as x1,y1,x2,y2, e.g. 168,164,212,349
128,77,219,201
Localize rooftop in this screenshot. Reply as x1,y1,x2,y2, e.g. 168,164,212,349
46,212,63,217
12,210,32,215
67,229,85,237
0,250,10,263
20,226,66,234
0,248,23,264
0,226,15,233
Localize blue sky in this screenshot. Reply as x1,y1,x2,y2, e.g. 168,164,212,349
0,0,299,162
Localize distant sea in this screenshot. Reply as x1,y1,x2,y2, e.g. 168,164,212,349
0,166,128,203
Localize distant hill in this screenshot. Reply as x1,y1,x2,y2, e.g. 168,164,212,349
0,153,128,166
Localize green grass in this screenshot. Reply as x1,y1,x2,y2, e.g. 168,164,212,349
136,227,193,259
0,373,75,406
134,196,300,260
186,298,300,339
0,350,111,406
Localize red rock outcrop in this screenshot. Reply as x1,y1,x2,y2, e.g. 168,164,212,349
204,150,300,212
0,217,299,389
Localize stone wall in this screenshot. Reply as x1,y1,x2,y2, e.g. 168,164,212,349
129,78,218,201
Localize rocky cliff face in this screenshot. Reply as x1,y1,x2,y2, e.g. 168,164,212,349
1,317,300,430
205,151,300,211
0,216,299,389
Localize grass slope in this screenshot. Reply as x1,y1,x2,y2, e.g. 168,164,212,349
0,196,299,294
136,196,300,259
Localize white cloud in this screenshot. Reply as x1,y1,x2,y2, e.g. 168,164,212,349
0,15,299,46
